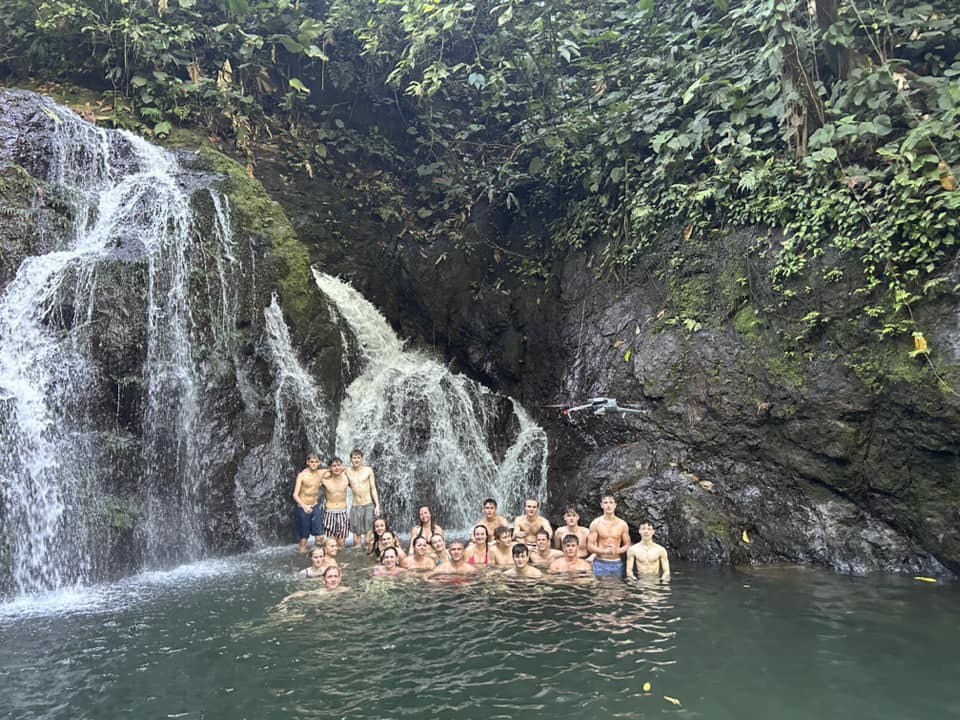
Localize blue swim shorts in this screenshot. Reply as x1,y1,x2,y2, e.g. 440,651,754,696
296,506,325,540
593,558,625,578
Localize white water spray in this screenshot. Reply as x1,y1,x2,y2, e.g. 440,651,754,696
313,270,548,531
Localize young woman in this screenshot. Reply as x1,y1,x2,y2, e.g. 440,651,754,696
402,535,437,571
429,534,451,565
374,546,406,577
464,524,490,566
378,531,407,561
367,517,393,561
297,546,328,577
408,505,444,553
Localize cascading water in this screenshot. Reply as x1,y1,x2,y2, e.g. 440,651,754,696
233,296,333,545
313,270,548,531
0,95,243,593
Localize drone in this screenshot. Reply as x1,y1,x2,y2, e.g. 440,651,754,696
545,397,645,417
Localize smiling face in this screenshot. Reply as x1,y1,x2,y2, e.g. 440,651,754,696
535,532,550,552
512,548,529,568
325,538,339,556
382,548,398,568
381,532,396,547
638,523,655,541
373,518,387,536
430,535,446,553
473,525,488,545
419,506,432,524
449,542,465,560
414,537,429,557
350,452,363,468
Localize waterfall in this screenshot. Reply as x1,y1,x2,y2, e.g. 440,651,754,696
313,270,548,532
233,296,333,545
0,96,243,593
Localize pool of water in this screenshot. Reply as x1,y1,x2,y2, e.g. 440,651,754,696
1,549,957,720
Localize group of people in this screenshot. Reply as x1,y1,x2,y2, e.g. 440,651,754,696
288,452,670,595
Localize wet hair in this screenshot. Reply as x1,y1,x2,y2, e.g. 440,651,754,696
483,498,497,507
323,565,340,578
307,453,321,461
535,529,550,540
563,534,580,545
382,547,399,561
512,544,529,558
601,493,617,503
328,456,343,465
493,526,513,541
414,506,437,543
448,539,465,550
563,505,579,515
430,534,445,547
637,519,655,529
350,448,363,458
310,546,326,558
524,498,539,507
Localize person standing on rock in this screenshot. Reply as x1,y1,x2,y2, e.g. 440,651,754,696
587,494,631,578
346,448,380,548
292,453,326,554
319,457,351,548
626,521,671,580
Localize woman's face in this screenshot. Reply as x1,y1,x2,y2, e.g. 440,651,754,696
430,535,446,553
473,526,488,544
325,539,339,556
374,518,387,535
382,532,396,547
419,506,431,523
310,549,324,565
382,549,398,568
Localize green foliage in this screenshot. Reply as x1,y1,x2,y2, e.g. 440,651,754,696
2,0,959,334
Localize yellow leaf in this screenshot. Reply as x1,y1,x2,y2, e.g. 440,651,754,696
742,530,751,544
913,576,937,583
913,332,928,353
624,350,632,363
664,696,682,706
683,224,693,240
939,162,956,191
642,682,651,692
613,340,624,348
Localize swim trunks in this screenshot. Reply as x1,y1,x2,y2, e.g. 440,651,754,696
296,506,325,540
349,502,375,535
593,558,625,578
325,509,349,540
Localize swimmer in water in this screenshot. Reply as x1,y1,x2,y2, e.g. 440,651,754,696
625,521,671,580
548,535,593,575
429,539,478,577
587,494,630,579
409,506,444,554
402,535,436,572
430,534,452,565
279,566,349,606
464,524,491,566
374,546,407,577
503,543,543,580
553,505,590,558
529,529,563,567
490,525,515,566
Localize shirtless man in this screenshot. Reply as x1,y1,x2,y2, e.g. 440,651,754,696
548,535,593,575
402,535,436,572
318,457,351,548
346,449,381,548
490,526,515,566
503,544,543,579
529,529,563,567
626,521,671,580
429,539,478,577
477,498,510,538
513,498,552,550
292,453,326,554
278,565,349,606
587,494,631,578
553,505,590,558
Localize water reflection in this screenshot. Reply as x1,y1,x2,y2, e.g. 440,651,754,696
1,553,958,720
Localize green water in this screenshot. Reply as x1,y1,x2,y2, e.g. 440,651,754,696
1,549,957,720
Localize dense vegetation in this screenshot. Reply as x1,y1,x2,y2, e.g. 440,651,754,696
2,0,958,337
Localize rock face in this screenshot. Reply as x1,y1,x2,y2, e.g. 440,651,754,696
0,90,348,592
267,163,959,576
